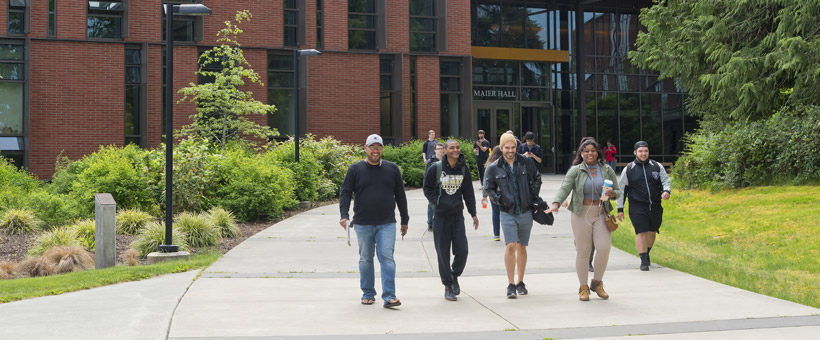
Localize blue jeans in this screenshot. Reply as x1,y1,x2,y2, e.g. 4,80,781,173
354,224,397,303
491,202,500,237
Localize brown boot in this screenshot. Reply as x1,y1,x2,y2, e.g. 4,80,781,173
590,279,609,299
578,285,590,301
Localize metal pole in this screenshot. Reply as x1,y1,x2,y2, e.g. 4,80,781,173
293,49,300,162
161,3,178,252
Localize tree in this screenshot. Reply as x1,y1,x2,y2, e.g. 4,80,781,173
178,10,276,149
629,0,820,126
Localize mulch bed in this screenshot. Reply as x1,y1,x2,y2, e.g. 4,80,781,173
0,199,338,266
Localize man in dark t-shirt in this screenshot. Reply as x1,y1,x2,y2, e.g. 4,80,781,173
421,130,437,163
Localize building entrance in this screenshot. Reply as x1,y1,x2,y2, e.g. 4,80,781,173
475,102,556,173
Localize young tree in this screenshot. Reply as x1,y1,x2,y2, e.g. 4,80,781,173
630,1,820,126
178,10,277,149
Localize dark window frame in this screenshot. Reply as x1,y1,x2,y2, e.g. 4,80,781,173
440,59,463,137
47,0,56,37
125,44,146,147
87,0,127,40
348,0,379,50
161,0,204,43
379,55,394,143
7,0,27,36
409,0,436,52
0,39,26,168
316,0,323,49
284,0,299,47
267,51,297,140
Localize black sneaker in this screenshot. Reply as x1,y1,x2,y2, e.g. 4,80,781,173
445,285,457,301
452,276,460,295
506,283,517,298
516,282,528,295
640,253,650,271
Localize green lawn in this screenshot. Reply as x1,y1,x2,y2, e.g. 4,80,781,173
611,186,820,309
0,251,221,303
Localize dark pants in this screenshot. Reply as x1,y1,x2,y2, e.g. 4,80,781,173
491,201,500,237
433,213,468,286
477,159,486,184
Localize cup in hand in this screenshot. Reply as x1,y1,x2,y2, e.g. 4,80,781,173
602,179,613,199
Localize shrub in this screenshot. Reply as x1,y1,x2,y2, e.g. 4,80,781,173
28,227,80,257
216,149,298,221
70,219,95,252
175,212,220,248
17,257,56,277
55,145,153,215
267,140,321,202
381,138,478,187
116,208,154,235
144,137,222,213
42,245,94,274
123,249,139,266
0,208,42,235
0,158,40,193
316,177,339,202
299,134,364,190
207,207,240,238
130,221,187,258
0,261,15,280
21,190,85,229
673,106,820,189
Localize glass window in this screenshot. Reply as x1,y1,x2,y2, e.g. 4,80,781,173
641,94,662,152
380,56,394,141
596,92,617,149
410,56,417,139
473,3,500,47
8,0,26,35
440,59,462,137
349,0,377,50
316,0,323,49
48,0,57,37
410,0,435,52
268,54,296,137
500,3,524,48
0,43,23,136
125,47,143,146
662,93,684,157
521,62,547,87
618,93,640,154
584,93,596,140
526,6,548,49
162,1,197,42
88,0,124,39
284,0,298,47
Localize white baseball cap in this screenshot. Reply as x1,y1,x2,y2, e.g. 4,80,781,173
365,134,383,146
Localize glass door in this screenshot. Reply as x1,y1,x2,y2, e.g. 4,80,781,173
475,102,513,148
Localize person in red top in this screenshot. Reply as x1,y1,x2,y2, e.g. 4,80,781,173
604,139,617,170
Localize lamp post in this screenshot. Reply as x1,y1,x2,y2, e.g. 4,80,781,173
160,3,212,253
293,48,321,162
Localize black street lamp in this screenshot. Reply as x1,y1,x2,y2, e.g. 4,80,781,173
160,3,212,253
293,48,321,162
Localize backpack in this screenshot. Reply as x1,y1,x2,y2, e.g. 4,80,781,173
429,160,466,208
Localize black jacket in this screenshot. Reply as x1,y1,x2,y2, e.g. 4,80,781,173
616,159,672,213
484,154,542,214
422,153,477,217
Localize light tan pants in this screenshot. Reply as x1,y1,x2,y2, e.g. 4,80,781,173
571,205,612,285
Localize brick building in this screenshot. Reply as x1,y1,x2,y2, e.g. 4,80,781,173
1,0,695,178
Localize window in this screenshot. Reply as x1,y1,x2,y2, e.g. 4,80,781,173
162,1,197,42
267,53,296,137
284,0,298,47
409,0,435,52
48,0,56,37
349,0,376,50
0,41,25,166
125,46,144,147
440,60,462,137
380,56,394,142
410,56,417,139
87,0,124,39
316,0,323,49
7,0,26,35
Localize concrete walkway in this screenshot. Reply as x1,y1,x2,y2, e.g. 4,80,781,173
1,175,818,339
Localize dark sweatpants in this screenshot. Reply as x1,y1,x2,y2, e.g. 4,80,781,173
433,214,468,286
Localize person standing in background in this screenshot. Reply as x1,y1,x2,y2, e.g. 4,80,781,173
604,139,617,171
422,130,437,163
474,130,491,185
517,131,543,165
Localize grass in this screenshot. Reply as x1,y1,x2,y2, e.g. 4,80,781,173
610,186,820,309
0,251,221,304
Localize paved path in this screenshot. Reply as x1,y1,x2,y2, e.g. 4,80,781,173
2,175,818,339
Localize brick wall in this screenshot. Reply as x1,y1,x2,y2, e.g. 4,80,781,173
28,41,125,177
416,56,441,137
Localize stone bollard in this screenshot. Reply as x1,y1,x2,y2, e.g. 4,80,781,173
95,193,116,269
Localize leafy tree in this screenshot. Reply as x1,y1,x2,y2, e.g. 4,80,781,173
630,0,820,126
178,10,276,149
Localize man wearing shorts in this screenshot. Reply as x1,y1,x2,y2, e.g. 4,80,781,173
484,133,542,298
616,141,671,271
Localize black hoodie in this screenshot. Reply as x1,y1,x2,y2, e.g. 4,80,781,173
422,153,477,217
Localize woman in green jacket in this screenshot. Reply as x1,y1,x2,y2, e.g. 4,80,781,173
546,139,620,301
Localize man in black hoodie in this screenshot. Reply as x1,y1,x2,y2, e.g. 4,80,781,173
423,139,479,301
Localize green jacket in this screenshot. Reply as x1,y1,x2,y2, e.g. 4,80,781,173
552,162,621,215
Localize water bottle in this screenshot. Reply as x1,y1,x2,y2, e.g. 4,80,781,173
602,179,613,199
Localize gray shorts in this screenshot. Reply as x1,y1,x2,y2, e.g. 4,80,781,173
500,211,534,246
